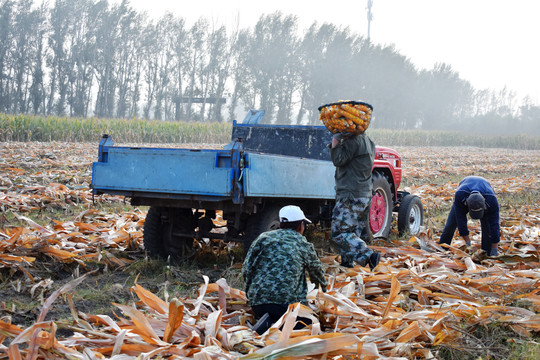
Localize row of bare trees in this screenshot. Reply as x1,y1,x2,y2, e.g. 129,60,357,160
0,0,538,134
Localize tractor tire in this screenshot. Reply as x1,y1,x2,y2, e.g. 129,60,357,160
143,206,167,258
243,204,282,256
370,173,393,239
397,194,423,236
143,206,196,260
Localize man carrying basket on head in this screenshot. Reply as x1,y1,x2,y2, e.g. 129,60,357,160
320,101,381,270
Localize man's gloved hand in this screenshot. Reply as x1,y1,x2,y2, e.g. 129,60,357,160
331,132,354,148
332,133,344,141
331,133,341,148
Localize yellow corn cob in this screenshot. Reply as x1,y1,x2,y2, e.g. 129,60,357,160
319,101,372,135
335,109,362,126
328,107,335,117
341,104,365,118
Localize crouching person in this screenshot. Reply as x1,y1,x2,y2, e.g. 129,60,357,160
242,205,327,334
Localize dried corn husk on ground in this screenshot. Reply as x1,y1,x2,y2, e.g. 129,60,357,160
318,101,373,135
1,232,539,359
1,142,539,359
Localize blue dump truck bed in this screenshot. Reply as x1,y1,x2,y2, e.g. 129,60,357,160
91,120,337,204
243,153,334,198
90,120,342,258
92,147,237,198
91,140,335,201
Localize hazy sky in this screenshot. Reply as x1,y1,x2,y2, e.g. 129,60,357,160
126,0,539,104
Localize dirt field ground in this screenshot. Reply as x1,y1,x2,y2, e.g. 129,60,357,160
1,141,539,359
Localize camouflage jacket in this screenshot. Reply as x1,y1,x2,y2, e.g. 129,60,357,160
242,229,327,306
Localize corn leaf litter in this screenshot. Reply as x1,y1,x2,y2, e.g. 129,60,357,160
0,143,539,359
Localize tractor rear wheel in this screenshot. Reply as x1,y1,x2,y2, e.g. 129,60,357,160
397,194,423,236
370,173,393,238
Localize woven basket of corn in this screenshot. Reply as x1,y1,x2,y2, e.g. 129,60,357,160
318,100,373,135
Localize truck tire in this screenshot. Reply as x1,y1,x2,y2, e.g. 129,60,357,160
143,206,196,260
143,207,167,258
370,173,393,238
397,194,423,236
243,204,281,256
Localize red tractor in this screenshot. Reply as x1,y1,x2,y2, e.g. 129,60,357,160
369,146,423,238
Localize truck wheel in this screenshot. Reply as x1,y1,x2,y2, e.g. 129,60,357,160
370,173,393,238
244,204,281,256
143,207,167,258
143,206,196,260
398,194,423,236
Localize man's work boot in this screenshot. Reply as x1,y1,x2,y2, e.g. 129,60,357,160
249,313,271,335
368,251,380,271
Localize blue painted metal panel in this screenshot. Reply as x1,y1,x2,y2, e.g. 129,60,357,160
230,121,332,161
92,147,233,196
244,153,335,199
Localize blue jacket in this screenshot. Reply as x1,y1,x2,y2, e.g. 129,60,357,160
454,176,499,240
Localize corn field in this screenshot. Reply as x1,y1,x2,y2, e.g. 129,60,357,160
0,114,232,144
369,128,540,150
1,113,538,149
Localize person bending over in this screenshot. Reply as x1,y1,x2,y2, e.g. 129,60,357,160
439,176,500,256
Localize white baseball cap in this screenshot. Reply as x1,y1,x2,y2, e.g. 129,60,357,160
279,205,312,223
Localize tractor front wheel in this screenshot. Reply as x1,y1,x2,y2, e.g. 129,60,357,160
397,194,423,236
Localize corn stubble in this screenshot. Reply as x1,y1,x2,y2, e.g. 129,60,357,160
0,136,539,359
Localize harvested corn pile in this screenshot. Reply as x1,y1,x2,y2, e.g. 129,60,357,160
318,101,373,135
1,142,539,359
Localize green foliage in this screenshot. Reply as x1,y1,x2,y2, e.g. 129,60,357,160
507,340,540,360
124,257,171,278
2,0,539,132
499,190,540,208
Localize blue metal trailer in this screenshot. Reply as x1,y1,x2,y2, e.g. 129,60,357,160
91,115,423,259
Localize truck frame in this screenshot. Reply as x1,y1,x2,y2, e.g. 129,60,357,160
91,114,423,259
